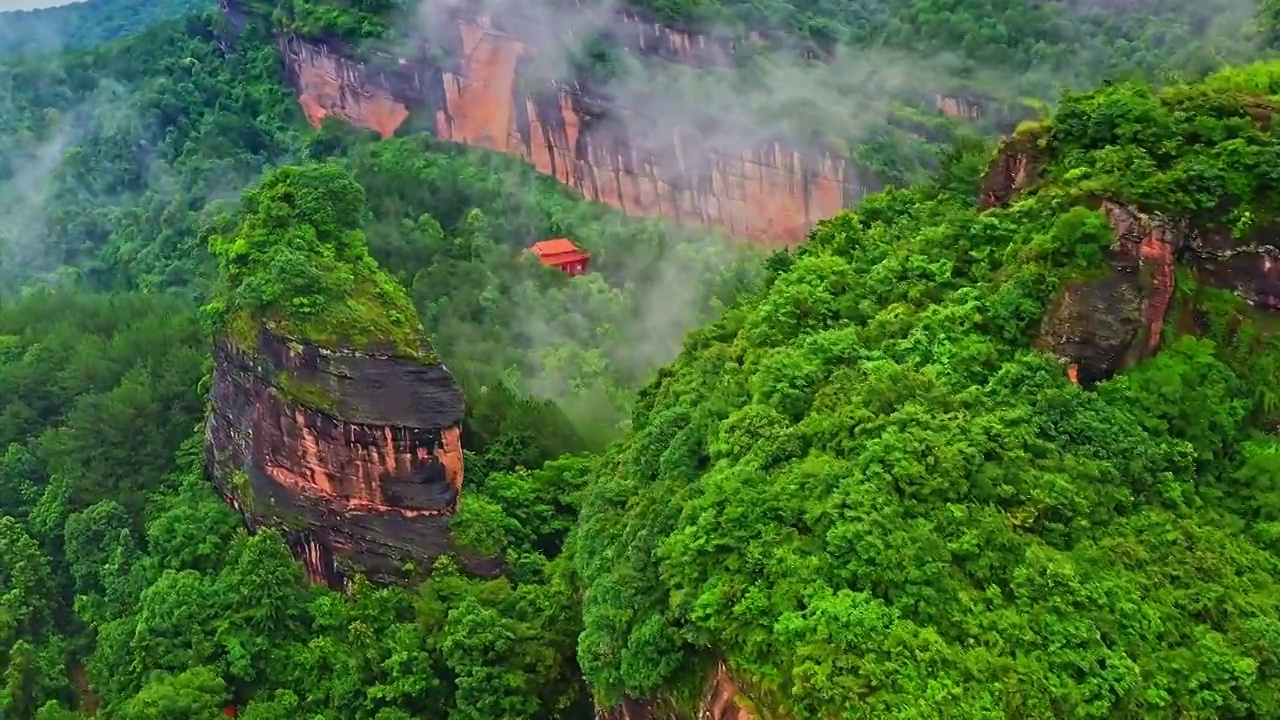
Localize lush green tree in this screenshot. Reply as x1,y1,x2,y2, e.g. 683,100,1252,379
115,666,228,720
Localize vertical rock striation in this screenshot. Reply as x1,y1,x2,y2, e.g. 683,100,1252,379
1033,201,1182,384
206,329,499,588
275,10,867,245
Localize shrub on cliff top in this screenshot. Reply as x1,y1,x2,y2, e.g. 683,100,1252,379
203,162,430,357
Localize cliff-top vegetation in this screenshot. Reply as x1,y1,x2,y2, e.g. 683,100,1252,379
570,59,1280,718
203,162,434,359
268,0,1260,95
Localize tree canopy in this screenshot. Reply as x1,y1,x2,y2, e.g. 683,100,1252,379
0,0,208,58
204,162,430,357
572,59,1280,718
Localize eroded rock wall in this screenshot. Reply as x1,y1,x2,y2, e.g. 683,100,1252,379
277,13,864,245
205,329,499,587
1034,202,1181,384
936,93,984,119
281,37,411,140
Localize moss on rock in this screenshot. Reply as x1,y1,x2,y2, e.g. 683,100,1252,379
272,369,340,415
203,162,435,362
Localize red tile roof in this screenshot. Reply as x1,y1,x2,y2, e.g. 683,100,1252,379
531,238,582,256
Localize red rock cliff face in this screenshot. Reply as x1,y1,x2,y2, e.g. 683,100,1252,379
205,329,499,587
276,12,865,245
936,93,984,119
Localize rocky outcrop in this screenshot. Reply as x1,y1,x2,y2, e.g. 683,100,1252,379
1185,225,1280,312
275,11,868,245
936,93,984,119
205,328,500,588
595,662,757,720
980,128,1172,385
977,128,1280,384
1034,201,1182,384
978,129,1045,209
284,38,409,140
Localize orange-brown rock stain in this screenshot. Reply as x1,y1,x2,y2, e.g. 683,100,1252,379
206,328,493,587
439,18,525,148
1101,200,1179,359
979,132,1045,210
438,425,463,494
298,534,331,587
703,662,754,720
599,661,758,720
1137,229,1177,356
70,662,99,716
263,403,462,517
937,94,982,119
292,45,409,139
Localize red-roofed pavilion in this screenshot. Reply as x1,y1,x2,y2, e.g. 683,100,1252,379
531,238,591,277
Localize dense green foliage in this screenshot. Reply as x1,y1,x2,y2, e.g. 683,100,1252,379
203,162,431,357
250,0,395,40
0,16,297,291
1,0,1279,717
0,11,752,435
572,61,1280,718
0,0,209,57
0,4,760,715
617,0,1255,84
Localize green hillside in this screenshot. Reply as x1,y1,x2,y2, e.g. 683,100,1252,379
574,61,1280,718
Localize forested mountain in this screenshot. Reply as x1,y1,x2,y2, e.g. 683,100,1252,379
0,0,1279,717
0,0,209,57
575,62,1280,717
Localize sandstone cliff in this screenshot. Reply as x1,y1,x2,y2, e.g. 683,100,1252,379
206,328,500,587
980,131,1280,385
275,10,868,245
936,92,985,119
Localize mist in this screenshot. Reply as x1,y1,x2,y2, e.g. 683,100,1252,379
394,0,980,435
384,0,1266,436
414,0,973,152
0,80,136,292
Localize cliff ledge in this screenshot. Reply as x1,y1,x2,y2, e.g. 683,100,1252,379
205,328,496,586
